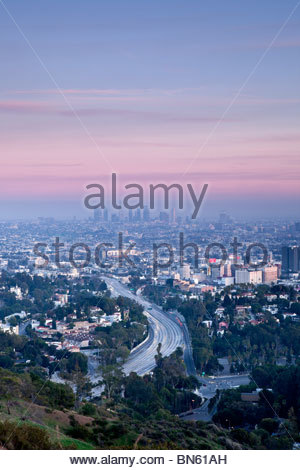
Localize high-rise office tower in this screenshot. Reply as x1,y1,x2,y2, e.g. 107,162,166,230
282,246,300,272
136,208,141,222
94,208,101,222
224,263,232,277
262,266,278,284
143,205,150,222
171,208,176,224
180,264,190,280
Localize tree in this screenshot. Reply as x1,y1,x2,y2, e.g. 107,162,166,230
64,353,88,375
290,303,300,315
100,364,124,401
69,363,92,409
223,294,232,308
8,316,18,327
259,418,278,434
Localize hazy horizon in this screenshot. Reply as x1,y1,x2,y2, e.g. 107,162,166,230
0,0,299,218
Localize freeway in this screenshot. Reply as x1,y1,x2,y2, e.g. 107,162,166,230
102,276,196,376
50,275,250,409
102,276,250,420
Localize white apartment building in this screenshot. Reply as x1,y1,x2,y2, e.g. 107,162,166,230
235,269,262,285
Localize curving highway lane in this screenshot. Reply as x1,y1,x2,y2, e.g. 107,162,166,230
102,276,196,376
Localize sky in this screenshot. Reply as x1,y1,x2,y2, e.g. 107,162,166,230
0,0,299,219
